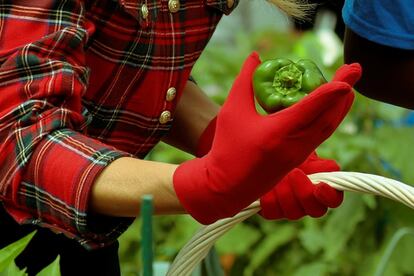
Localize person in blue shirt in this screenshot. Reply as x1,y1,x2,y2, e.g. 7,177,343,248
342,0,414,109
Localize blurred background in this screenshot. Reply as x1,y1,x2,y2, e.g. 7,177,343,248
118,1,414,275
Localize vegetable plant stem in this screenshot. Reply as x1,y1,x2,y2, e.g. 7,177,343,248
141,195,154,276
374,227,414,276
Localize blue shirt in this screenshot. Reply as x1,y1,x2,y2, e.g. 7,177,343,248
342,0,414,49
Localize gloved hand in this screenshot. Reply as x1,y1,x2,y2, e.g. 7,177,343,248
195,117,216,158
258,58,362,220
173,52,361,225
259,151,343,220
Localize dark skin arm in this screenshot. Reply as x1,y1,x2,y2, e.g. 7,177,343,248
344,27,414,109
162,80,220,155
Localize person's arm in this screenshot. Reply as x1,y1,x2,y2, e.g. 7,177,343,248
161,80,220,155
344,27,414,109
90,157,182,216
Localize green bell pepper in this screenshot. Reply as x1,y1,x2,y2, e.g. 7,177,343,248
253,58,327,113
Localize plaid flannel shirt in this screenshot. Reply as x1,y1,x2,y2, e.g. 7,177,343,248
0,0,238,249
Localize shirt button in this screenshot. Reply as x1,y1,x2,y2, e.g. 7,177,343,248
159,110,171,124
166,87,176,101
168,0,180,13
141,4,149,19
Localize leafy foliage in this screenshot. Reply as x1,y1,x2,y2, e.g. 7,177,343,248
0,231,36,274
118,28,414,276
0,231,60,276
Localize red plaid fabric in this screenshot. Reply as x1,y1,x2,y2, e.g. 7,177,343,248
0,0,238,249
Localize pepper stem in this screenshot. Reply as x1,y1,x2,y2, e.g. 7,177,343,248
273,64,302,95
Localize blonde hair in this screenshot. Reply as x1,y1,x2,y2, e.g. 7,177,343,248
267,0,316,20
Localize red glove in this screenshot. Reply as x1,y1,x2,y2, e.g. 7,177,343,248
257,58,363,220
196,120,343,220
195,117,216,157
173,52,361,225
259,152,343,220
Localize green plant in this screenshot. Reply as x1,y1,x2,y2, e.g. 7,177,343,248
117,29,414,276
0,231,60,276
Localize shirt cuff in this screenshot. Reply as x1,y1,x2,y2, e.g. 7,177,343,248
3,128,134,250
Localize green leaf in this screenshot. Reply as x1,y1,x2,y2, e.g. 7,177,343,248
362,194,377,209
0,261,27,276
244,224,297,276
381,228,414,275
374,126,414,183
216,223,260,255
358,253,401,276
292,32,324,66
159,215,200,256
299,219,324,254
322,194,366,261
0,231,36,273
37,255,60,276
293,262,329,276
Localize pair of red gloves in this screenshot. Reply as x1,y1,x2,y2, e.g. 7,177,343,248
173,52,362,224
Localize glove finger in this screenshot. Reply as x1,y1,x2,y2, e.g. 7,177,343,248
277,171,307,220
312,87,354,145
332,63,362,86
195,117,217,157
290,170,328,218
222,52,262,115
314,182,344,208
259,190,284,220
267,82,354,155
299,158,339,174
305,151,318,162
268,81,351,125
